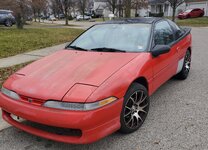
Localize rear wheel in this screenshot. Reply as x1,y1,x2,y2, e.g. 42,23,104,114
119,83,149,134
175,50,191,80
5,19,12,27
200,13,204,17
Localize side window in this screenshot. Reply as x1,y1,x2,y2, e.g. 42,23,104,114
0,12,5,17
168,20,184,39
154,21,174,45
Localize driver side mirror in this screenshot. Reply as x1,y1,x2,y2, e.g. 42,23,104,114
151,45,171,57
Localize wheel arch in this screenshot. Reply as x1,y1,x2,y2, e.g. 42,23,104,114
187,47,192,54
132,77,149,92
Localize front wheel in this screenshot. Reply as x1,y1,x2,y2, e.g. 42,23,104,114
119,83,149,134
5,19,12,27
175,50,191,80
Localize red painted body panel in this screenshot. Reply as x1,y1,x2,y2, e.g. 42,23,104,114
4,50,138,101
0,92,123,144
0,30,192,144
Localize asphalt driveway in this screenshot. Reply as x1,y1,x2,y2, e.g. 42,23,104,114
0,27,208,150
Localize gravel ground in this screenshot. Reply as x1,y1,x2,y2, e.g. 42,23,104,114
0,27,208,150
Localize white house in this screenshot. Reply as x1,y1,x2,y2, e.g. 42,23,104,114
149,0,208,16
89,0,149,17
89,0,208,18
137,8,150,17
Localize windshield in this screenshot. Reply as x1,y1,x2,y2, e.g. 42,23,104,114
185,9,192,13
68,24,152,52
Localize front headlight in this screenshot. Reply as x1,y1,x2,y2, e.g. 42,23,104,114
1,86,20,100
43,97,118,111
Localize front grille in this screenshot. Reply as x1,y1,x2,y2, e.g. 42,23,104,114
19,95,45,106
22,120,82,137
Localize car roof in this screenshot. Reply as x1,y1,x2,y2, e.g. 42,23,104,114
100,17,163,25
0,9,13,13
192,8,202,10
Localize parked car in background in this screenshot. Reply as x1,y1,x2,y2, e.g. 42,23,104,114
26,16,33,21
48,15,57,21
40,15,49,20
58,14,65,19
178,8,204,19
76,15,91,21
0,18,192,144
0,10,16,27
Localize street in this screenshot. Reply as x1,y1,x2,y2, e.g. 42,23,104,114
0,27,208,150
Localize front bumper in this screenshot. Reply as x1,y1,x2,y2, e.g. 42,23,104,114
0,92,123,144
178,15,187,19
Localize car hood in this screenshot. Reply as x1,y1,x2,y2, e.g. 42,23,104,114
6,50,139,101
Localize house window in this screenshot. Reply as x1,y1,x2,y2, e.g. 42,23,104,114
157,5,163,13
151,5,156,13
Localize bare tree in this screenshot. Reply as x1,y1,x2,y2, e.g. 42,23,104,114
124,0,132,18
31,0,48,22
0,0,30,29
52,0,73,25
132,0,148,17
50,0,62,17
117,0,124,17
106,0,117,15
168,0,184,22
62,0,71,25
77,0,89,19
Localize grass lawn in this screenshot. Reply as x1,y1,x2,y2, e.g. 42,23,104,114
0,62,32,87
174,17,208,27
0,27,84,58
25,21,79,27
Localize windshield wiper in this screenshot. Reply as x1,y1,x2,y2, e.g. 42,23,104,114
91,47,126,53
67,45,88,51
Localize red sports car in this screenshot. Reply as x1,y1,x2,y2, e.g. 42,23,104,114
178,8,204,19
0,18,192,144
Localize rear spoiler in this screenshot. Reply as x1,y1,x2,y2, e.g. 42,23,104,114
183,27,191,35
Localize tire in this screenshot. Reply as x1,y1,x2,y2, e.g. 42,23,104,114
187,15,191,19
119,83,150,134
175,50,191,80
5,19,12,27
200,13,204,17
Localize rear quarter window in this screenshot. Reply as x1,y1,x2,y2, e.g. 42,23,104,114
154,21,174,45
168,20,185,39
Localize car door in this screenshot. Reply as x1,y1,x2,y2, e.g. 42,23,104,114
168,20,191,73
192,9,198,17
196,9,202,17
151,20,178,92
